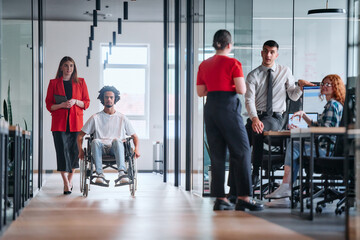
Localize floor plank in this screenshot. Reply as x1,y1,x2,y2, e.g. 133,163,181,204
1,173,314,240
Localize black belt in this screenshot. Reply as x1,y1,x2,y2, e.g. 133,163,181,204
257,111,283,116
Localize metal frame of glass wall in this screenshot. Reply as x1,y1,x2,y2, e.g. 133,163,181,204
164,0,197,189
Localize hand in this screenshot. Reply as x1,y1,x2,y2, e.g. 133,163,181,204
291,110,306,121
288,123,299,130
68,99,77,107
78,149,84,160
60,101,71,109
251,117,264,134
298,79,316,90
134,148,140,158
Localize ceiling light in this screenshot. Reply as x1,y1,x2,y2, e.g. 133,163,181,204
308,0,346,15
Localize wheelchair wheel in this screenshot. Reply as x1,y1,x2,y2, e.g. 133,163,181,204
128,155,137,197
134,158,138,191
80,158,85,193
84,183,89,197
81,148,92,197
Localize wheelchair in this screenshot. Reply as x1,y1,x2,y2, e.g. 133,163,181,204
80,136,137,197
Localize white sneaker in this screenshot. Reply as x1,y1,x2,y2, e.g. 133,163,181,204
264,183,291,199
265,198,291,208
95,173,108,185
118,171,129,184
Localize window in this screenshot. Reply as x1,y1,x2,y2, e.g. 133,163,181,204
102,45,149,138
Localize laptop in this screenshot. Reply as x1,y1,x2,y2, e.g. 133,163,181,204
288,112,318,129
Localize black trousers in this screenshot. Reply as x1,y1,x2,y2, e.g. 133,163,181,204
245,113,283,173
204,92,252,197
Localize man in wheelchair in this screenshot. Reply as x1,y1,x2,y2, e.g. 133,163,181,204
77,86,140,187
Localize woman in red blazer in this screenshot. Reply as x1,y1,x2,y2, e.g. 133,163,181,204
45,56,90,195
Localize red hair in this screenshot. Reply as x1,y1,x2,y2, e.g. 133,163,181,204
320,74,346,105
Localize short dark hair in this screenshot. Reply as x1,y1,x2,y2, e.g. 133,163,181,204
97,86,120,105
212,29,232,50
263,40,279,50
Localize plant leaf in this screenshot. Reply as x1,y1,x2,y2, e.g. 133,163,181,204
7,80,12,125
23,119,28,131
3,100,8,122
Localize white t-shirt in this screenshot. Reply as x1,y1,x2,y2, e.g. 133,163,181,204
82,110,136,145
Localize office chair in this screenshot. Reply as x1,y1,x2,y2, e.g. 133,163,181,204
255,97,301,199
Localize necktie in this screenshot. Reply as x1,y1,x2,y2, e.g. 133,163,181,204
266,69,273,116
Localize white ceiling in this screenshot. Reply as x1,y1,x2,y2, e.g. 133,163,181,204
2,0,164,22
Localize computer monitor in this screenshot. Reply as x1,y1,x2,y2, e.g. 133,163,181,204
302,86,325,114
288,112,318,129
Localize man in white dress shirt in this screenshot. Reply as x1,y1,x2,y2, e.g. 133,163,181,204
245,40,314,186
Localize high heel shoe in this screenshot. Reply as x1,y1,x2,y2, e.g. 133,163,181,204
63,186,72,195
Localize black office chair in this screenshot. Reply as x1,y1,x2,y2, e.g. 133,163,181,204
256,97,301,199
304,132,354,214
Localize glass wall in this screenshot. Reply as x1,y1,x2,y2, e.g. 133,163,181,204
201,0,348,197
347,1,359,239
201,0,235,195
165,0,176,185
0,0,34,223
192,0,205,196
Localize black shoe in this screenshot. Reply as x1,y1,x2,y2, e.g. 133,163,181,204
213,199,235,211
252,174,260,187
235,199,264,211
227,195,237,204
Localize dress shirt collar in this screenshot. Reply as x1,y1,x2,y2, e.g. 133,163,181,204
260,62,277,73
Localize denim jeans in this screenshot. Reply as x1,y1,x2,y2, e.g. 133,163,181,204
91,138,125,174
284,140,326,183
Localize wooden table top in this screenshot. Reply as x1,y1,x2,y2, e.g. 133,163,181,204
264,130,290,136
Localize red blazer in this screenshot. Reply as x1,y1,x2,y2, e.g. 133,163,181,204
45,77,90,132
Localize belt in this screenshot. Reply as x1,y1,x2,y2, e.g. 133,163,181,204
257,111,283,116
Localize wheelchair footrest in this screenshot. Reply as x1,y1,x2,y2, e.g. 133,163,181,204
91,181,110,187
114,180,133,187
114,174,132,187
90,176,110,187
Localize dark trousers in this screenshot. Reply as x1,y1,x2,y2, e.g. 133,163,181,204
245,113,283,173
53,131,79,173
204,92,252,197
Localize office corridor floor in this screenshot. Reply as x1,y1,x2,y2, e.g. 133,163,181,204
1,173,345,240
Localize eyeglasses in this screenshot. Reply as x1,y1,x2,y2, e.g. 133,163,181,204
320,82,332,87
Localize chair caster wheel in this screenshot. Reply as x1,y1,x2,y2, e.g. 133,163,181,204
335,208,343,215
316,206,322,213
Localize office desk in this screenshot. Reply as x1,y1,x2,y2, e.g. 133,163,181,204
263,131,290,199
290,127,346,220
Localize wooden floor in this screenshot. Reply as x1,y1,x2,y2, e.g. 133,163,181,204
0,173,337,240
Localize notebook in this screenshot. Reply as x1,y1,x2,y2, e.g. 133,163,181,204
54,94,67,104
288,112,318,129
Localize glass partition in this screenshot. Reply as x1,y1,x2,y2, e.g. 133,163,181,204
347,1,359,239
202,0,235,195
0,0,33,223
294,0,347,82
191,0,204,196
165,0,176,185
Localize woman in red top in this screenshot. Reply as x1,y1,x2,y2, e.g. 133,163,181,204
45,56,90,194
197,30,263,211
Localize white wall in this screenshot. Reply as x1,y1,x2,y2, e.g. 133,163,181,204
43,20,164,171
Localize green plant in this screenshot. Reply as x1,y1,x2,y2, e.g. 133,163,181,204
2,80,13,125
